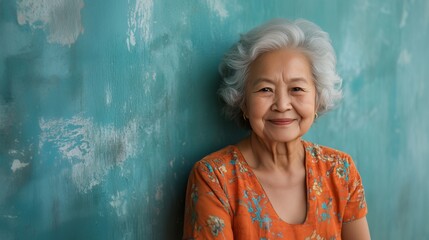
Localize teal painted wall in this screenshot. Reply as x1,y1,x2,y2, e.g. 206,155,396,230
1,0,428,239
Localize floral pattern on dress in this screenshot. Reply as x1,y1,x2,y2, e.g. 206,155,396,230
242,189,272,230
206,215,225,237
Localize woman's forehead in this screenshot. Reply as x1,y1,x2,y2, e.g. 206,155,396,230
247,49,313,82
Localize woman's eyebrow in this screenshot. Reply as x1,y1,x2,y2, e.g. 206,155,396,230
251,77,311,87
288,77,311,84
251,78,275,86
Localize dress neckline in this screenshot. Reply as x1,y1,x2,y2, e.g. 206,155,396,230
230,140,314,226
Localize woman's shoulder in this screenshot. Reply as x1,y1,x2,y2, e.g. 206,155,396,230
303,140,361,183
303,140,352,160
190,145,252,185
193,145,243,171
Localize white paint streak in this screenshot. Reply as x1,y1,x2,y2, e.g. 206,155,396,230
109,191,128,217
398,49,411,65
127,0,154,51
338,1,378,80
206,0,229,20
399,7,408,28
16,0,84,46
105,85,112,106
11,160,29,173
338,32,363,79
39,115,139,193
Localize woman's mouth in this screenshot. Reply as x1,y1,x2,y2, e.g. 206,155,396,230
269,118,295,125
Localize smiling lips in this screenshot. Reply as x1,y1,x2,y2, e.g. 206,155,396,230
269,118,295,125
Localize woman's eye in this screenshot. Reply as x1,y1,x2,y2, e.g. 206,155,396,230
291,87,304,92
259,87,272,92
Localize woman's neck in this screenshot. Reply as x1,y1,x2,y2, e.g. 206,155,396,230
239,132,305,172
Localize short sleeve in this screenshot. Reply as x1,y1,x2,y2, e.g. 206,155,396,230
182,160,233,240
342,155,368,223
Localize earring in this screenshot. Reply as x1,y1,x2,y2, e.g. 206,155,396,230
243,113,247,121
315,113,319,119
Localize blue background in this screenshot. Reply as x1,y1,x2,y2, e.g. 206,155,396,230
1,0,429,239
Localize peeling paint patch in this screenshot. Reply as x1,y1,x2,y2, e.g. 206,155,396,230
16,0,84,45
109,191,128,217
143,118,160,136
126,0,154,51
398,49,411,65
39,115,139,193
206,0,229,20
11,160,29,173
143,71,157,94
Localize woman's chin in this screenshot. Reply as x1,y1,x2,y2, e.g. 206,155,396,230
260,131,302,144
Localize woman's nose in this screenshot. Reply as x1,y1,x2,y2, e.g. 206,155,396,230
271,91,292,112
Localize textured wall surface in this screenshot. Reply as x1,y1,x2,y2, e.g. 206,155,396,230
1,0,428,239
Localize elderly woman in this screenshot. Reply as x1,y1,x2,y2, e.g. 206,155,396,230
183,19,370,239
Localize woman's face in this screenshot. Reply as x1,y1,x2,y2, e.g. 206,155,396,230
243,48,317,144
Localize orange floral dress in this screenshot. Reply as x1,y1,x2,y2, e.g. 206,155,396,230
183,140,367,239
